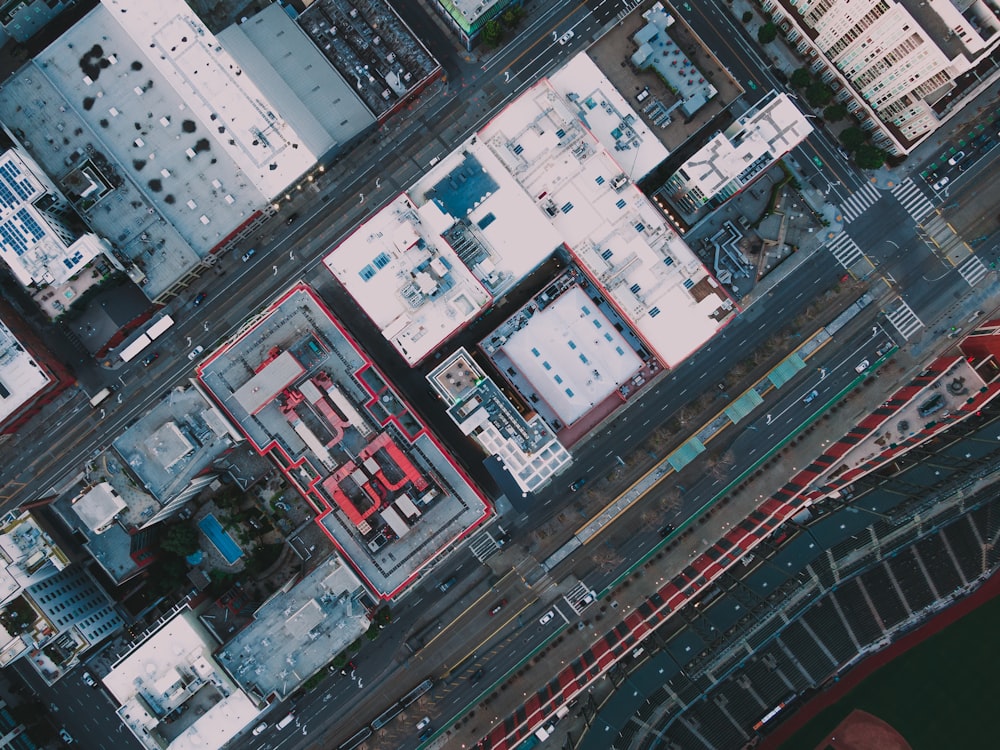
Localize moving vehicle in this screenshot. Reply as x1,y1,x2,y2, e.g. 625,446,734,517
438,576,457,592
81,671,96,687
59,728,73,744
802,389,819,404
241,248,256,262
193,292,207,306
558,30,574,45
658,523,676,538
252,722,268,736
539,611,555,625
142,352,159,366
854,359,870,374
570,477,586,492
488,599,507,616
89,388,113,407
276,713,295,730
285,213,299,225
188,345,204,361
416,717,431,731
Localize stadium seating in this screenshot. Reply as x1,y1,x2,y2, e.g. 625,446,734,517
914,534,963,595
801,598,857,663
832,579,884,644
858,565,909,628
943,517,985,582
886,549,936,612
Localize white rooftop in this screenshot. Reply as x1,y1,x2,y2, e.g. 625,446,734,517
549,54,669,180
501,286,642,425
409,140,562,297
0,317,52,428
103,0,317,196
71,482,127,534
479,81,733,367
324,193,492,366
669,92,813,203
105,608,260,750
0,510,68,606
0,149,106,288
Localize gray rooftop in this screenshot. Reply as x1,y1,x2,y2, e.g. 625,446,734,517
216,554,370,702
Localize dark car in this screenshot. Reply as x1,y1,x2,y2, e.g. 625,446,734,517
658,523,676,538
488,599,507,616
285,213,299,226
470,668,484,683
570,477,587,492
142,352,159,366
241,248,256,262
193,292,207,306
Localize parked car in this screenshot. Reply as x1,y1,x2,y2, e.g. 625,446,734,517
285,213,299,225
438,576,457,593
932,176,950,191
854,359,870,374
81,671,96,687
947,151,965,166
241,248,256,262
187,345,204,361
416,717,431,731
570,477,587,492
142,352,159,366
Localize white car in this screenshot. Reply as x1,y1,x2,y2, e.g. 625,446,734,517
558,30,574,45
932,176,949,191
59,728,73,744
252,722,268,736
241,248,256,263
539,611,555,625
187,345,204,361
416,717,431,731
854,359,870,373
81,671,96,687
947,151,965,166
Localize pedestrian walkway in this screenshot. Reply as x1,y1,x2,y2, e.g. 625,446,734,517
883,298,925,340
890,178,936,222
838,183,882,223
956,254,990,287
825,233,870,276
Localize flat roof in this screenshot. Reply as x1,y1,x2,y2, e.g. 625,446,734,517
500,286,642,425
233,350,305,414
479,80,733,367
105,608,260,750
71,482,126,533
218,4,376,155
0,317,52,427
216,555,370,702
0,150,107,288
323,193,492,366
104,0,316,195
196,283,490,599
548,54,669,180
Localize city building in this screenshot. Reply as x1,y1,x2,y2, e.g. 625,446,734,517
548,54,670,182
0,510,122,684
293,0,442,123
661,91,813,213
0,696,37,750
196,283,491,599
0,138,111,291
428,0,523,50
0,302,73,439
0,0,73,43
0,0,339,302
104,606,260,750
762,0,1000,155
216,554,371,703
428,348,573,497
629,4,718,120
478,78,734,369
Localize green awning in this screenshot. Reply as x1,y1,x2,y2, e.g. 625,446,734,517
668,438,705,472
725,390,765,423
768,352,806,388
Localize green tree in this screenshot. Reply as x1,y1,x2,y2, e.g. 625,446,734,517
161,523,199,556
757,22,778,44
840,126,867,151
365,624,380,641
741,10,753,22
805,80,834,107
854,144,887,169
823,103,848,121
790,67,812,88
481,19,504,47
501,6,524,27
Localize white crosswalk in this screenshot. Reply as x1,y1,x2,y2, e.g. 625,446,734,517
890,178,936,222
884,299,924,340
956,254,989,287
838,183,882,223
826,233,866,270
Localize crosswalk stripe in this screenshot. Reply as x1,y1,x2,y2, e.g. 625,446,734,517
838,183,882,223
890,179,935,222
826,234,865,269
884,299,924,340
956,255,989,287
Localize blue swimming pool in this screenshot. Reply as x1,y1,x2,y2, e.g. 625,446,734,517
198,513,243,565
